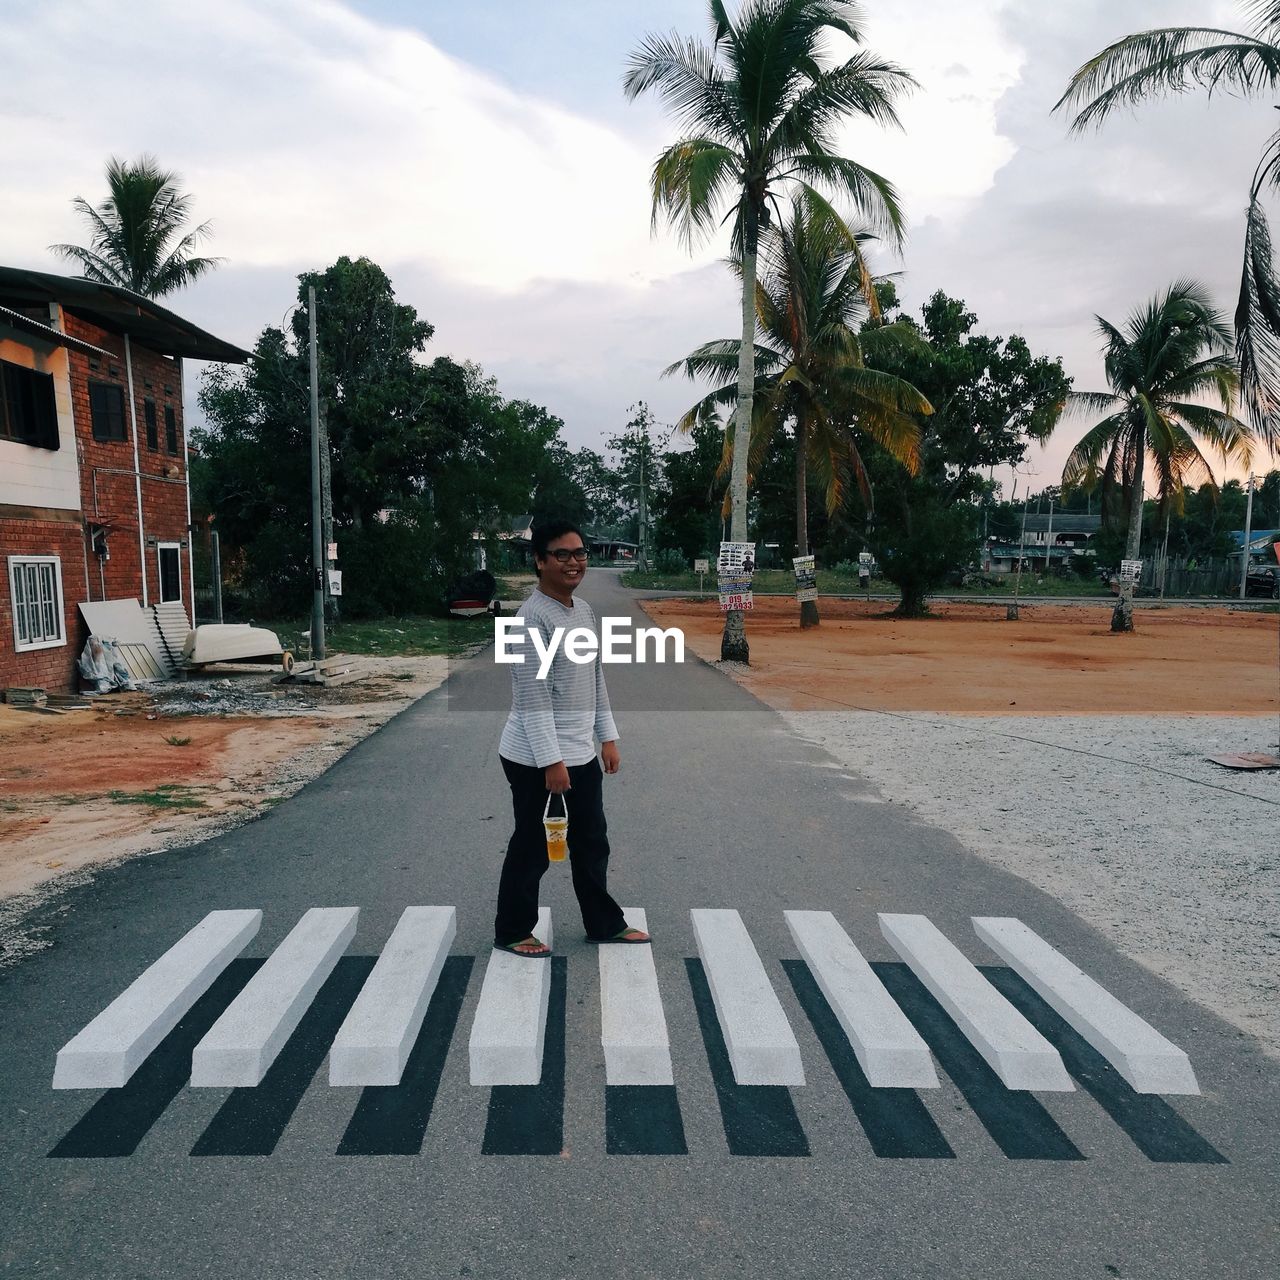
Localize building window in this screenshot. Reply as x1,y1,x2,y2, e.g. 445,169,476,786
0,359,59,450
89,381,127,442
157,543,182,605
164,404,179,455
8,556,65,651
144,399,158,451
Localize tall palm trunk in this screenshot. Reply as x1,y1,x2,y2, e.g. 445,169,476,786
722,203,759,663
1113,426,1146,632
795,414,819,627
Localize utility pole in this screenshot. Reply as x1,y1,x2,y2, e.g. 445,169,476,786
1159,507,1171,599
1009,495,1029,620
637,449,650,572
1238,472,1256,599
308,285,326,660
1043,497,1054,573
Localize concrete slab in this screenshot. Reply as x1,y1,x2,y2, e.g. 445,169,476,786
190,907,358,1087
691,908,804,1086
973,916,1200,1095
329,906,457,1086
469,907,553,1086
53,910,262,1089
785,910,939,1089
599,908,671,1085
879,913,1074,1092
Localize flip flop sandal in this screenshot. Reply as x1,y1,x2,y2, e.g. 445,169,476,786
494,937,551,958
590,929,652,944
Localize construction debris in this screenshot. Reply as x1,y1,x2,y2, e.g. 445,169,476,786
5,687,47,708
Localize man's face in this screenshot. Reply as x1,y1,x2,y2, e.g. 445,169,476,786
538,532,588,595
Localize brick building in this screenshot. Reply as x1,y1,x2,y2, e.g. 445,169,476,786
0,266,247,693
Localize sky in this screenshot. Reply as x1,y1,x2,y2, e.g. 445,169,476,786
1,0,1274,499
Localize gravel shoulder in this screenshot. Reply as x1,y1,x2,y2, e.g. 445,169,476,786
783,708,1280,1058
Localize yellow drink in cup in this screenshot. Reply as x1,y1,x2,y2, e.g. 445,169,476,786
543,792,569,862
544,817,569,862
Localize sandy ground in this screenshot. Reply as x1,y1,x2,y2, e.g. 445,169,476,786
643,596,1280,716
0,655,447,962
645,595,1280,1057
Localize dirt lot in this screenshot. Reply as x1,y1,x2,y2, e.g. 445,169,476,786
642,597,1279,716
0,656,447,907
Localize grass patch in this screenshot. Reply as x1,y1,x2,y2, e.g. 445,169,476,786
254,614,490,658
164,734,192,746
109,785,208,811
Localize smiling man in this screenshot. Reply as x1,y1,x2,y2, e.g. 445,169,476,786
493,519,650,957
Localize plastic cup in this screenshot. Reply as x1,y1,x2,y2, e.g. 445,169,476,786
544,817,569,862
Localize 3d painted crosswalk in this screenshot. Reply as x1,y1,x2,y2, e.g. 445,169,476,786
54,906,1198,1106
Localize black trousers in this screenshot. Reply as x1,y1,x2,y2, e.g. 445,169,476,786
494,756,627,945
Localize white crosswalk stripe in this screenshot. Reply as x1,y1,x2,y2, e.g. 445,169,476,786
53,909,262,1090
51,905,1200,1104
330,906,456,1087
972,916,1200,1095
880,913,1074,1092
691,908,805,1085
468,906,553,1086
191,907,358,1087
599,908,671,1085
786,910,939,1089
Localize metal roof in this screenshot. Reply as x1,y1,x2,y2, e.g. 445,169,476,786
0,303,114,358
1021,513,1101,534
0,266,249,363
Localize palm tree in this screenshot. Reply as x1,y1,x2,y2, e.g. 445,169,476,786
1061,282,1252,629
50,155,221,298
626,0,914,660
1055,1,1280,449
666,191,930,626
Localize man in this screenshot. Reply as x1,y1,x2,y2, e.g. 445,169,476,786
494,519,650,957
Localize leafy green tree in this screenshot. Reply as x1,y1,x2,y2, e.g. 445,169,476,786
1056,2,1280,447
1060,282,1252,627
50,155,221,297
856,290,1072,616
651,413,728,562
195,258,565,616
667,193,929,625
626,0,914,659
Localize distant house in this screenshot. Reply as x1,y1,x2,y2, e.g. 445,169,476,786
0,266,248,694
987,513,1101,572
1229,528,1279,563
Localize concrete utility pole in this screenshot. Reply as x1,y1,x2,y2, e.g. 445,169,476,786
1044,497,1054,572
637,450,649,572
308,285,326,660
1238,472,1256,600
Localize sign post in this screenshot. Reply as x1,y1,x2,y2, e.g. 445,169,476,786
717,541,755,613
694,558,709,597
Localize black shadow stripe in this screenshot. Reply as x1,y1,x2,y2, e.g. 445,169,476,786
337,955,474,1156
605,1085,688,1155
685,958,809,1158
49,958,262,1159
872,961,1083,1162
191,955,374,1158
481,956,566,1156
782,958,954,1159
981,966,1227,1165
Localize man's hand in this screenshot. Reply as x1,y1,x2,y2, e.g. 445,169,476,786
544,761,571,793
601,741,620,775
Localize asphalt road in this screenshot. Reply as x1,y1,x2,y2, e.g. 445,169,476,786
1,568,1276,1279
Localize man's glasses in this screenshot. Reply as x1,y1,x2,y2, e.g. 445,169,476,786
548,548,589,563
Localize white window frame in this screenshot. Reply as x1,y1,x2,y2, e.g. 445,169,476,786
8,555,66,652
156,541,183,605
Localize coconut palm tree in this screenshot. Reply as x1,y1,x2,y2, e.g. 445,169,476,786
50,155,221,298
1055,1,1280,449
626,0,914,659
1061,282,1253,629
666,191,930,626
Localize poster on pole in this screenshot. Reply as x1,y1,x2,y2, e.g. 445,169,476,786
1120,559,1142,583
792,554,817,602
327,569,343,597
717,541,755,611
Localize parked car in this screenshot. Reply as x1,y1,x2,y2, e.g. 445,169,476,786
1245,564,1280,599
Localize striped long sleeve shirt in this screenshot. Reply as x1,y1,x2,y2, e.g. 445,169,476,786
498,588,619,768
